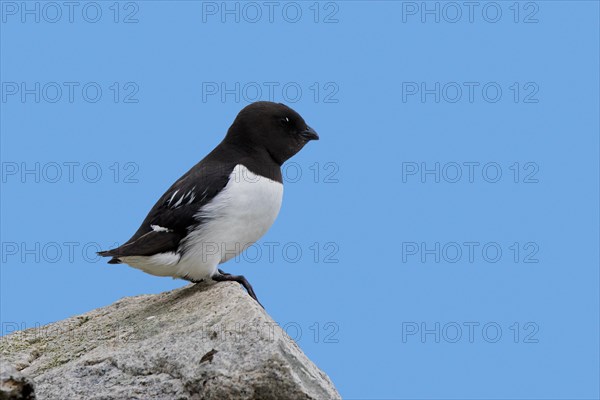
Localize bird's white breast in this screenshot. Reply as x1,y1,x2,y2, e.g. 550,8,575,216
175,164,283,280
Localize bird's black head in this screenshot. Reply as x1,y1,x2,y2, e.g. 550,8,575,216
224,101,319,165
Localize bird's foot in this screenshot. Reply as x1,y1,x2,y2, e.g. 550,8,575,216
212,271,264,308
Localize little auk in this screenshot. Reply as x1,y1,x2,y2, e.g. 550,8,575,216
98,101,319,306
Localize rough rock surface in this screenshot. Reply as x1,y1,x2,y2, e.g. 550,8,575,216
0,283,340,400
0,361,35,400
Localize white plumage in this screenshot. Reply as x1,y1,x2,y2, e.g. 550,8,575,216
120,164,283,281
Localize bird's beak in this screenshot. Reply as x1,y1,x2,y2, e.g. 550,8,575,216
300,126,319,141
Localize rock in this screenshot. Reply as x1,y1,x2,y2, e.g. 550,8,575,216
0,361,35,400
0,283,340,400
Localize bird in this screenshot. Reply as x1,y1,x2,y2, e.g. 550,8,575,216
98,101,319,307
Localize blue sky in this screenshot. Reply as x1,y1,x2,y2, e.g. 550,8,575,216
1,2,599,398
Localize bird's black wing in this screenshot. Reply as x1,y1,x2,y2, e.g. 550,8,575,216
98,158,235,262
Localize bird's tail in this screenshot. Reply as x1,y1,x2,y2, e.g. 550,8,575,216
97,249,123,264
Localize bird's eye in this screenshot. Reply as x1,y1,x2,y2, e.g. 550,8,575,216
280,117,291,126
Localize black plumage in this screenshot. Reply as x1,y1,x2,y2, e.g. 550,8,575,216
97,102,318,304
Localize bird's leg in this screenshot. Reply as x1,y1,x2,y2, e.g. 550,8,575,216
218,269,231,276
212,272,264,308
